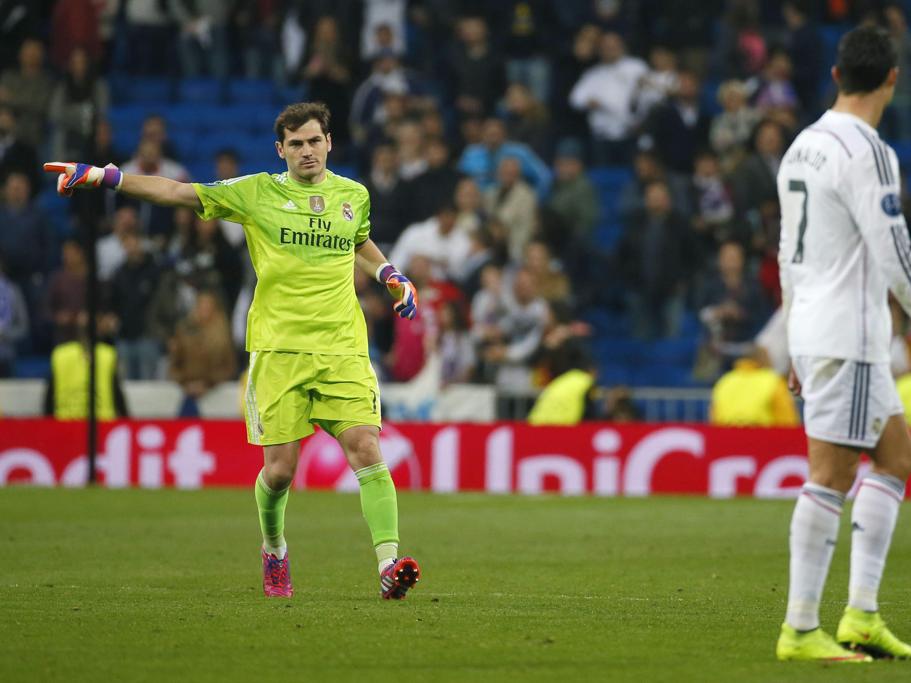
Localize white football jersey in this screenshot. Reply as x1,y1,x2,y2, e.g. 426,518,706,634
778,109,911,363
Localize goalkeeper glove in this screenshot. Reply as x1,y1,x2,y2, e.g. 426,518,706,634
377,263,418,320
43,162,123,196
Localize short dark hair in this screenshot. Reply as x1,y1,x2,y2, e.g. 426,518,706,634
836,25,897,94
274,102,331,142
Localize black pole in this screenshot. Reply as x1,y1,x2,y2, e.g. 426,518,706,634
86,215,98,485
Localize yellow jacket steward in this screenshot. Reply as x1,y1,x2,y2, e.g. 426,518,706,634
897,373,911,425
50,341,118,420
528,369,595,425
710,359,799,427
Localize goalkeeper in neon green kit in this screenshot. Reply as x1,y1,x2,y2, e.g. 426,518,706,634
45,102,421,599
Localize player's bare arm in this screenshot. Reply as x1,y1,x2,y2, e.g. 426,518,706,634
354,238,390,277
118,174,202,209
43,161,202,210
355,238,418,320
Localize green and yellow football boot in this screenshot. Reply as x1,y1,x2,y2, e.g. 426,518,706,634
777,623,872,662
837,607,911,659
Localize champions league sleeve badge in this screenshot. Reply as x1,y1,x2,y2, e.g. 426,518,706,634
881,192,902,217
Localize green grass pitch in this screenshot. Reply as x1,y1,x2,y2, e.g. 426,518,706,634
1,488,909,682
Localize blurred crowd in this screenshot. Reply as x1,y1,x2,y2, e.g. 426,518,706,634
2,0,911,419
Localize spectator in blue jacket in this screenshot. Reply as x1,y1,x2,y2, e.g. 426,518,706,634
0,172,52,290
458,117,552,198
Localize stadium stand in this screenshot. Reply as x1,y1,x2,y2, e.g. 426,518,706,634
4,1,911,419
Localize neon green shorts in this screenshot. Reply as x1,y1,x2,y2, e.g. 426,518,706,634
244,351,381,446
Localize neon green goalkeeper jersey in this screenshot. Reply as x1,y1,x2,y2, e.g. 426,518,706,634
193,170,371,354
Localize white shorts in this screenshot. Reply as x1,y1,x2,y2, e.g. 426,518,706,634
793,356,903,449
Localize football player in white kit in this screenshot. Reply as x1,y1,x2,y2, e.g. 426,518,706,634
776,25,911,662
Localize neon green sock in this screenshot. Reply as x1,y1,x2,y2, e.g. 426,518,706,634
254,470,289,554
355,462,399,566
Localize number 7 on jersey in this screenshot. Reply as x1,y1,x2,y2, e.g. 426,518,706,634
788,179,809,264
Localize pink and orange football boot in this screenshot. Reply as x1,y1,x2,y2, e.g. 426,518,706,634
261,548,293,598
380,556,421,600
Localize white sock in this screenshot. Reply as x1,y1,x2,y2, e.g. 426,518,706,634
785,483,845,631
849,473,905,612
264,544,287,559
376,542,397,574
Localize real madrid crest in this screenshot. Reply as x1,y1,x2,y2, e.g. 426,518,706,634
309,195,325,213
342,202,354,221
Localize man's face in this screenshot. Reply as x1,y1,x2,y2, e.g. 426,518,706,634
513,270,537,303
62,242,84,270
276,119,332,184
555,156,582,182
123,233,144,261
194,293,218,324
719,243,744,279
482,120,506,149
215,154,239,181
437,208,457,233
480,265,501,292
461,118,483,145
0,110,15,137
372,145,397,174
599,33,624,63
886,6,907,32
112,207,138,236
384,93,406,119
375,24,394,48
408,254,432,287
524,243,548,271
694,155,718,179
20,40,43,70
455,178,480,209
756,124,783,157
137,140,162,169
650,47,675,72
376,55,399,75
497,157,521,186
460,18,486,45
3,174,29,207
644,183,671,216
396,121,422,151
142,117,167,144
677,73,700,101
426,141,449,168
634,154,660,181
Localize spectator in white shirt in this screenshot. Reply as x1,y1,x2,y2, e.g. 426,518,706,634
96,206,139,282
481,267,550,390
360,0,406,62
389,203,472,282
633,45,679,124
471,264,510,346
121,138,190,240
569,32,649,164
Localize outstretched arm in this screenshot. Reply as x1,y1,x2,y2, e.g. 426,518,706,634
355,239,418,320
44,162,202,210
119,174,202,209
